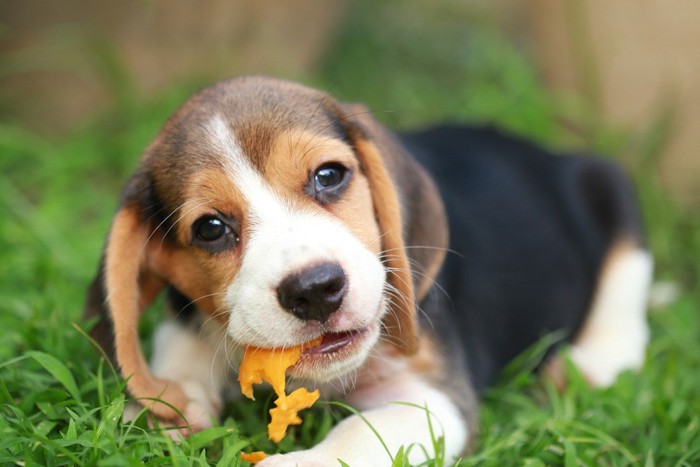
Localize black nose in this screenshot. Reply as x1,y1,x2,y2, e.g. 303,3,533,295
276,262,347,322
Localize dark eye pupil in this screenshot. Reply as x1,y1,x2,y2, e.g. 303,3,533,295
197,217,226,241
315,166,343,189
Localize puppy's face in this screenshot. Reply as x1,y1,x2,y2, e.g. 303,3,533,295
143,78,387,382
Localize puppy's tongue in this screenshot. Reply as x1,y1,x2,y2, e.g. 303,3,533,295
303,330,362,355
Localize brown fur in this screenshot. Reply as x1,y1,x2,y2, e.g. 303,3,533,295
340,103,449,304
266,129,383,252
352,137,419,354
104,207,187,419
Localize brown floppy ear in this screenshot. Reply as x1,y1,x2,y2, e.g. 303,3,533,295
83,174,187,420
338,103,449,355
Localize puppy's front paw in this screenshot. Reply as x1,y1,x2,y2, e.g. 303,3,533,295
122,380,221,440
173,380,222,436
257,450,338,467
123,400,215,440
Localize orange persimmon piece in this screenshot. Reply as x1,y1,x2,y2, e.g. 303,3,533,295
268,387,320,442
238,337,322,443
240,451,267,464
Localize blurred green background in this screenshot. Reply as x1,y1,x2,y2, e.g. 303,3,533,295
1,0,698,465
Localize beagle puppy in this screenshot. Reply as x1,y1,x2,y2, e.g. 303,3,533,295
84,76,652,465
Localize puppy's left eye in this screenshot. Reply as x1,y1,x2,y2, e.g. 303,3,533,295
315,164,345,189
309,163,350,204
191,215,239,253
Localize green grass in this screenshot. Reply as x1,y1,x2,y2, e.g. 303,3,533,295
1,1,699,465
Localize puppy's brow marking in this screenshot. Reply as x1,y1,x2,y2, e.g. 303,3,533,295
206,114,288,224
206,115,257,180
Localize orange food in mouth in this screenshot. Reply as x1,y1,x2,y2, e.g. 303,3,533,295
238,337,323,443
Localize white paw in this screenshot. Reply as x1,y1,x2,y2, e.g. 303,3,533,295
569,330,648,387
179,380,221,428
257,450,338,467
570,246,652,387
122,380,221,440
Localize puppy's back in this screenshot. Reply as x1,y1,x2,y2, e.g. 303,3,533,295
401,125,646,392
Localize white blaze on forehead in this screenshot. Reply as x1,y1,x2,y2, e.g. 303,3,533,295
207,115,322,235
206,115,282,213
206,115,387,351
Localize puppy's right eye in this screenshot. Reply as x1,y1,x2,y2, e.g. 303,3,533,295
196,216,227,241
191,215,239,253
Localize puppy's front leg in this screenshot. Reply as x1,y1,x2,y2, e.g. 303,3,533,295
259,377,471,467
138,317,231,435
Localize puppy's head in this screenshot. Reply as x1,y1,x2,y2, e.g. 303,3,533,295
87,77,447,418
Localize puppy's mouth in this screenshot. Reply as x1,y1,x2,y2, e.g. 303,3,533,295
302,327,370,356
287,323,380,381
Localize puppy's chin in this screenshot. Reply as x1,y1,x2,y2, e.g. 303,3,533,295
287,322,382,383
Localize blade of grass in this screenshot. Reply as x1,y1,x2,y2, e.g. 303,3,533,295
27,351,81,402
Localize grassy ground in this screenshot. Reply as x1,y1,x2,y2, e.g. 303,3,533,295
1,2,699,465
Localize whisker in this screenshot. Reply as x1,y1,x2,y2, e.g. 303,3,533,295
297,81,339,150
385,260,454,308
301,109,380,157
142,198,205,251
299,140,350,163
381,245,464,259
208,322,234,391
383,281,434,332
159,199,211,248
368,231,390,250
174,291,228,318
383,266,415,292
